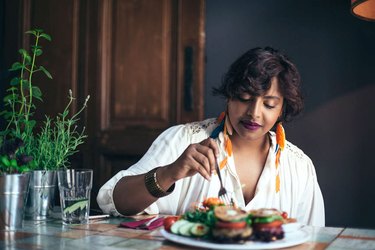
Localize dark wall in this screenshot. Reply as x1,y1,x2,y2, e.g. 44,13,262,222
0,0,22,130
205,0,375,228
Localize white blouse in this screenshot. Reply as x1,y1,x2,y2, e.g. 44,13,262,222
97,118,325,226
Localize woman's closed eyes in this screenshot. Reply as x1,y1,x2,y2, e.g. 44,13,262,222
236,95,280,109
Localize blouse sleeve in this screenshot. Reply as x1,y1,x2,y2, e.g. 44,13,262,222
96,124,191,216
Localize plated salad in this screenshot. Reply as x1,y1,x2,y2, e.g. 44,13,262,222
163,197,298,244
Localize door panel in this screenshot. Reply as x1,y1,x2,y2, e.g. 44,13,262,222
93,0,205,206
106,0,172,128
111,0,171,127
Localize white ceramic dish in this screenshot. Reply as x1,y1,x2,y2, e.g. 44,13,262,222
282,222,302,233
161,228,310,249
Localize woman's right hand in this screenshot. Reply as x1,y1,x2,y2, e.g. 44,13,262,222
112,138,220,216
165,138,220,181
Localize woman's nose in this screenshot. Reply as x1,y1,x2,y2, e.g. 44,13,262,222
246,99,261,118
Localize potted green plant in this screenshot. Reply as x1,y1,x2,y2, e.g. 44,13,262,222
0,29,90,221
26,89,89,220
0,138,33,230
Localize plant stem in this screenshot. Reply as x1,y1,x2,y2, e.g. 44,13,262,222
18,55,27,120
27,32,40,117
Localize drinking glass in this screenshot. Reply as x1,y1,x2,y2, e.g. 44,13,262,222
57,169,93,224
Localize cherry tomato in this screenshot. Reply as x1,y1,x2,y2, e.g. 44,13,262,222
281,211,288,219
216,220,247,229
163,216,179,232
202,197,224,208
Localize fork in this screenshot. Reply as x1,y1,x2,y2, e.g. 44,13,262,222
138,216,163,229
215,160,231,205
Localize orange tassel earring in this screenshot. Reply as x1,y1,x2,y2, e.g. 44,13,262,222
275,122,285,193
220,111,232,170
211,111,233,170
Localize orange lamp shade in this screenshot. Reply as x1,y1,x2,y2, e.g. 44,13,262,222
351,0,375,21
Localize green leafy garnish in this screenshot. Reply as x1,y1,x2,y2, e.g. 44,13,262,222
184,208,217,228
63,199,88,214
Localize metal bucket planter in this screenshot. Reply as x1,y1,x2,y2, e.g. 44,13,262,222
25,170,57,220
0,173,30,230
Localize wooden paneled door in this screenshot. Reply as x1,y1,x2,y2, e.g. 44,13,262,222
2,0,205,209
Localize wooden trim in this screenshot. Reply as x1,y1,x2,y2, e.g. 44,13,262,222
197,0,206,118
21,0,31,47
175,0,182,124
176,0,205,124
71,0,80,114
98,0,112,130
161,0,172,124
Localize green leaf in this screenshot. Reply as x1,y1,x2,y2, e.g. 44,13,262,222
6,86,18,92
29,161,37,170
1,156,10,167
39,66,52,79
19,166,30,173
34,95,43,102
31,46,43,56
25,30,37,36
40,33,51,41
25,55,32,64
34,28,44,33
32,86,43,99
10,159,18,168
4,94,17,102
34,48,43,56
10,77,20,86
62,110,69,117
28,120,37,129
18,49,28,58
9,62,23,71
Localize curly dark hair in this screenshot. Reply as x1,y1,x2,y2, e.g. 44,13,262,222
212,47,303,122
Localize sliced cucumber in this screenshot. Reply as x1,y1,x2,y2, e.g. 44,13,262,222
170,219,189,235
179,222,195,236
63,199,88,214
190,223,209,237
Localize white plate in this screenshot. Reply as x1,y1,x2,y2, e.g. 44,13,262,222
282,222,302,233
161,228,310,250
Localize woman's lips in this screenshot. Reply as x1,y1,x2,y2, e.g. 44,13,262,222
241,121,262,131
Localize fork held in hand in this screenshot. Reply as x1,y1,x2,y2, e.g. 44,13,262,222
215,160,231,205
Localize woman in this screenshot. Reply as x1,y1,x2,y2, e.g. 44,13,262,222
97,47,325,226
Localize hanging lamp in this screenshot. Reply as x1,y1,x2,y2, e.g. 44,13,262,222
351,0,375,21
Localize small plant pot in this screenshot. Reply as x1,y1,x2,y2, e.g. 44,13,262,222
25,170,57,220
0,173,30,230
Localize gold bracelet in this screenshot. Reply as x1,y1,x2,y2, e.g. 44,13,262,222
144,167,175,198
